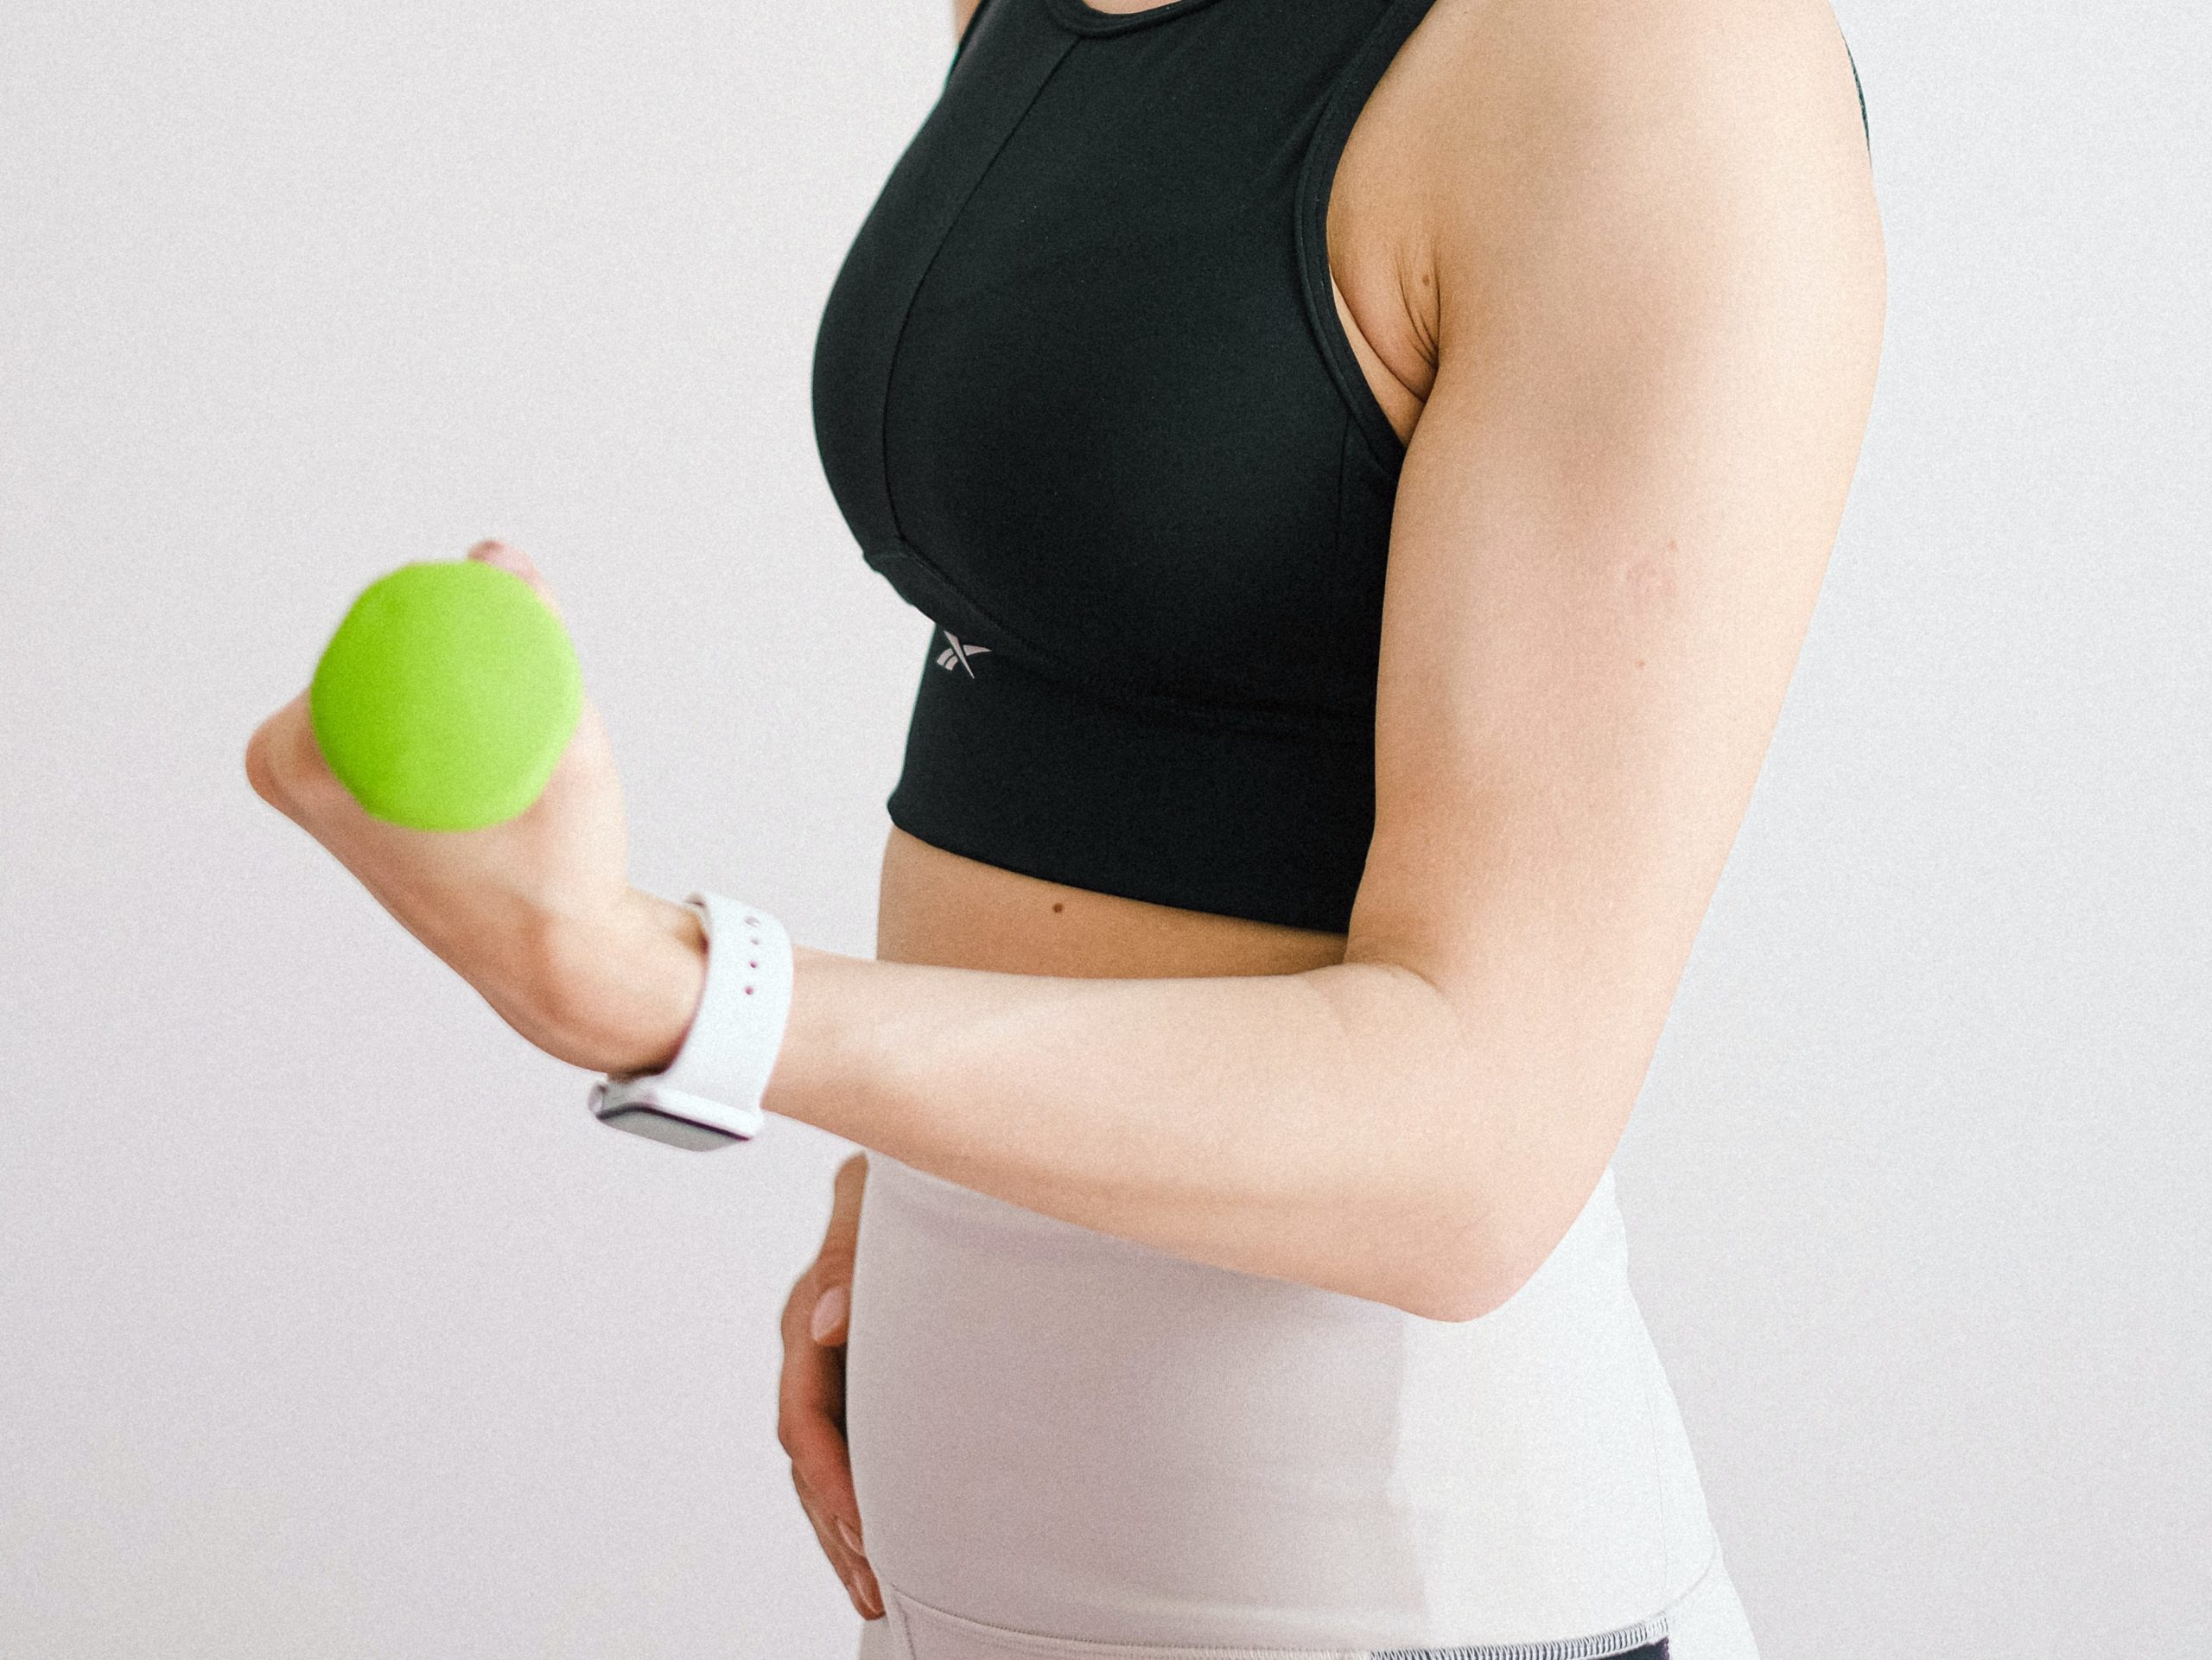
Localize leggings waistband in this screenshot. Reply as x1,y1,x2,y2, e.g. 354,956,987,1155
860,1538,1756,1660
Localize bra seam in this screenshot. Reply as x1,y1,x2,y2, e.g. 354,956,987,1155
1292,0,1439,481
1333,406,1353,577
890,576,1374,741
950,0,1001,70
1044,0,1240,35
1841,30,1870,156
880,26,1080,557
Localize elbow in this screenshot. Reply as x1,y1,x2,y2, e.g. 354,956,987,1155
1388,1186,1528,1325
1406,1161,1620,1323
1402,1250,1528,1326
1391,1128,1576,1323
1325,958,1591,1323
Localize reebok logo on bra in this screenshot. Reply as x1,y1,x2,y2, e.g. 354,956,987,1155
936,630,991,677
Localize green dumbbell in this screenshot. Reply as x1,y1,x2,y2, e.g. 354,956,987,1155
308,557,582,830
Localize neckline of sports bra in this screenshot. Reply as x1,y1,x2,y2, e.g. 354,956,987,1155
1043,0,1239,36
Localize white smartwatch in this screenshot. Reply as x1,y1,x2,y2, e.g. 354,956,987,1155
586,891,794,1150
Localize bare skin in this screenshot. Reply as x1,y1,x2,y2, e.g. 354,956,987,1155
780,0,1400,1615
251,0,1885,1629
776,0,1881,1624
779,0,1399,1609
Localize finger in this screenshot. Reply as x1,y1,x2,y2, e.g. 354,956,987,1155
810,1280,851,1345
798,1297,850,1428
828,1154,869,1242
778,1332,866,1542
779,1358,859,1522
251,692,348,824
243,711,289,811
780,1261,853,1352
780,1275,847,1418
793,1476,874,1615
793,1468,882,1619
467,538,564,624
274,691,346,806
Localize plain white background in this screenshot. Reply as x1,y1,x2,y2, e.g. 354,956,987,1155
3,1,2205,1655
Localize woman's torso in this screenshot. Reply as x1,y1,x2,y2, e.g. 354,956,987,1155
871,0,1440,978
844,0,1730,1649
859,811,1728,1649
846,1141,1721,1650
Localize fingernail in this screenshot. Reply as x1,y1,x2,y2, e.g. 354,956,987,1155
810,1284,849,1342
836,1516,863,1554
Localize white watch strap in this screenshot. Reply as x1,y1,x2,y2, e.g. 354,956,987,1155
586,891,794,1148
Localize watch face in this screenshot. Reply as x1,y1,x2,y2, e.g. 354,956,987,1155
596,1104,744,1151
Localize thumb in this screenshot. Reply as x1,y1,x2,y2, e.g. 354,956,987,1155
467,538,564,626
810,1282,851,1345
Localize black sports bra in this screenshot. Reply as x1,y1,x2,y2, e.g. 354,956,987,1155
811,0,1870,933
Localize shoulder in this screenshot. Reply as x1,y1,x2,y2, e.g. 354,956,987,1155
1404,0,1867,152
1394,0,1878,336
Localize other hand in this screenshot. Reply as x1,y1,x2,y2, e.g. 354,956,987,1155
779,1152,881,1621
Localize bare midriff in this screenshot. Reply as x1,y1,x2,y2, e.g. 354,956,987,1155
873,824,1350,979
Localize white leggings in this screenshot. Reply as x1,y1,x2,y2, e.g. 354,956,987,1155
844,1152,1758,1660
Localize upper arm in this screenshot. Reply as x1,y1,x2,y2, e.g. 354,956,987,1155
1341,0,1885,1314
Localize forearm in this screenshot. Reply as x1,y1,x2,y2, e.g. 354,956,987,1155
551,892,1496,1320
794,941,1500,1315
